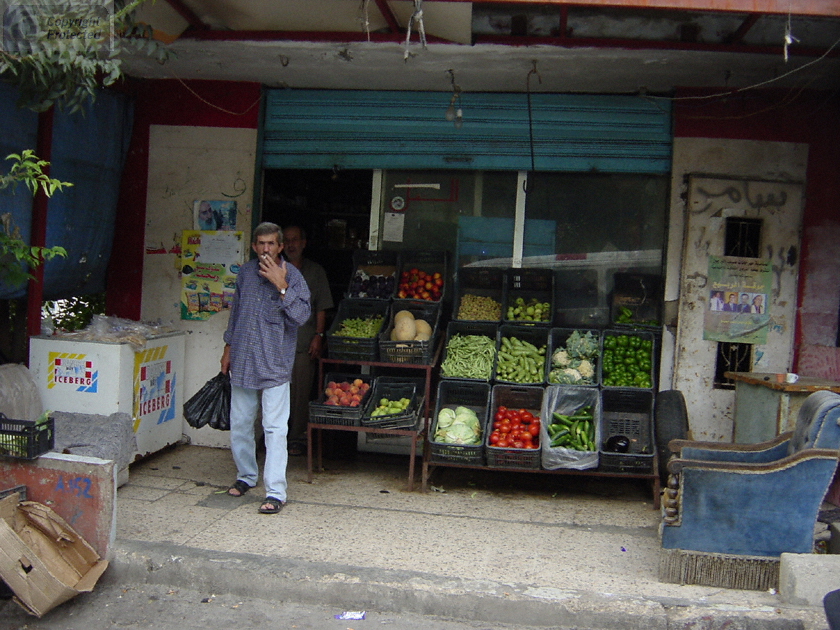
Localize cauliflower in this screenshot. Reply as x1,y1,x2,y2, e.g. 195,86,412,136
551,348,570,368
549,367,583,384
577,360,594,381
564,368,583,382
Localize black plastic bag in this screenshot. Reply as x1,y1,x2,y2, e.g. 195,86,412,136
184,372,231,431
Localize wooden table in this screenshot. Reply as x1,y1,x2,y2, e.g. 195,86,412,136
725,371,840,443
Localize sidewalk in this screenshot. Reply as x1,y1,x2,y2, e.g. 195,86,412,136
108,443,828,629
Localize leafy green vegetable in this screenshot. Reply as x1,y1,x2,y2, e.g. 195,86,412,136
434,406,481,445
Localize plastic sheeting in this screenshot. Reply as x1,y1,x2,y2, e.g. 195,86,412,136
0,363,43,422
0,83,133,300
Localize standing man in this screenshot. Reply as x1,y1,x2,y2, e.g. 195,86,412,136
283,225,334,456
221,222,311,514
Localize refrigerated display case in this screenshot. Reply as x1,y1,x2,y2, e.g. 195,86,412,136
28,332,186,460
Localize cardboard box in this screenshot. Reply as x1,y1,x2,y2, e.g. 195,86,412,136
0,493,108,617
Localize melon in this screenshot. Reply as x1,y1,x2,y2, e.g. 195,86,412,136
394,317,417,341
414,319,432,337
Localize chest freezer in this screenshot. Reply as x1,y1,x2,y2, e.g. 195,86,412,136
28,332,185,459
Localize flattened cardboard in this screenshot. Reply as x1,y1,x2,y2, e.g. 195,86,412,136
0,493,108,617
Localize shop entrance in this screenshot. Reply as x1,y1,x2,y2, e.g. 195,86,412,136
261,168,374,309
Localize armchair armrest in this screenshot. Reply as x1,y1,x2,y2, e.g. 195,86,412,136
668,432,792,464
667,446,838,475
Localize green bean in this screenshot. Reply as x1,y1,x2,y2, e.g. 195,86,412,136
440,334,495,379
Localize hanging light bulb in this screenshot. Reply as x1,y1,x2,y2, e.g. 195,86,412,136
444,69,462,126
454,108,463,129
445,95,457,122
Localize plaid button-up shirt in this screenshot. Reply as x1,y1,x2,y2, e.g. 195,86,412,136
224,257,311,390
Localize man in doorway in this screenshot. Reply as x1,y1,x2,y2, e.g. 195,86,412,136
283,225,334,456
221,222,311,514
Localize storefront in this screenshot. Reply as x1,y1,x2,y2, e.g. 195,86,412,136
259,88,672,331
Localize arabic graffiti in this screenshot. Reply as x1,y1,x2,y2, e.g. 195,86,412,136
691,181,789,215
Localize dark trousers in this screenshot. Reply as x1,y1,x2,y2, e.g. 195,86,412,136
826,589,840,630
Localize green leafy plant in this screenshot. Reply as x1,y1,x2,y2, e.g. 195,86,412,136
43,292,105,331
0,0,168,113
1,151,71,288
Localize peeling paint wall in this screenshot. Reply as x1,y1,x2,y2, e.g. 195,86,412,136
662,138,808,441
141,124,257,448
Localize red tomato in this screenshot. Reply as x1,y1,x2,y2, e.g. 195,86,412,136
494,411,505,422
489,433,500,445
513,440,524,449
520,411,534,423
528,423,540,437
497,439,509,448
499,424,510,434
497,406,507,413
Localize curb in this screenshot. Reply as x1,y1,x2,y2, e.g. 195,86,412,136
106,540,825,630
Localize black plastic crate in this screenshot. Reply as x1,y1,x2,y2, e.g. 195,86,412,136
610,272,662,329
494,325,548,385
394,250,450,306
379,301,442,365
326,299,389,361
439,320,498,382
485,385,543,470
545,328,601,387
345,249,399,300
598,388,655,474
361,378,420,430
429,381,490,465
553,268,609,328
452,266,505,323
599,329,656,390
503,268,553,326
0,414,54,460
309,372,376,426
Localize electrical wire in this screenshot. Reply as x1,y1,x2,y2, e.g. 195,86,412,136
174,75,261,116
646,33,840,103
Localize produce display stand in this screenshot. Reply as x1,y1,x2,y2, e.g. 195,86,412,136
421,457,660,508
308,339,443,492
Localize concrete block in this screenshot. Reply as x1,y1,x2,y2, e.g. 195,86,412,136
779,552,840,606
0,452,116,560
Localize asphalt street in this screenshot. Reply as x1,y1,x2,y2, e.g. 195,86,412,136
0,582,583,630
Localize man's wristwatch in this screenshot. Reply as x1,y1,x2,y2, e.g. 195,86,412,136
316,332,324,337
279,288,286,296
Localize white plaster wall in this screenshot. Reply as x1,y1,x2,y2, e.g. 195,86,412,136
141,124,257,448
661,137,808,438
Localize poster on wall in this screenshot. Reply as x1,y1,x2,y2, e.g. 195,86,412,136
194,200,237,231
180,230,245,320
703,255,771,344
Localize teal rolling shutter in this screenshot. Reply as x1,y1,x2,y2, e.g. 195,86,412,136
263,90,671,174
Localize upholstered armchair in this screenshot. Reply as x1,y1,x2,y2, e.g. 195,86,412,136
660,390,840,558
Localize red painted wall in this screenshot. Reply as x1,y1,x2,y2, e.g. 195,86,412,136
673,88,840,368
105,79,261,319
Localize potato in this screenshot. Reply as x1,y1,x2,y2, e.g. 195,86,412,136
414,331,431,341
394,310,415,324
